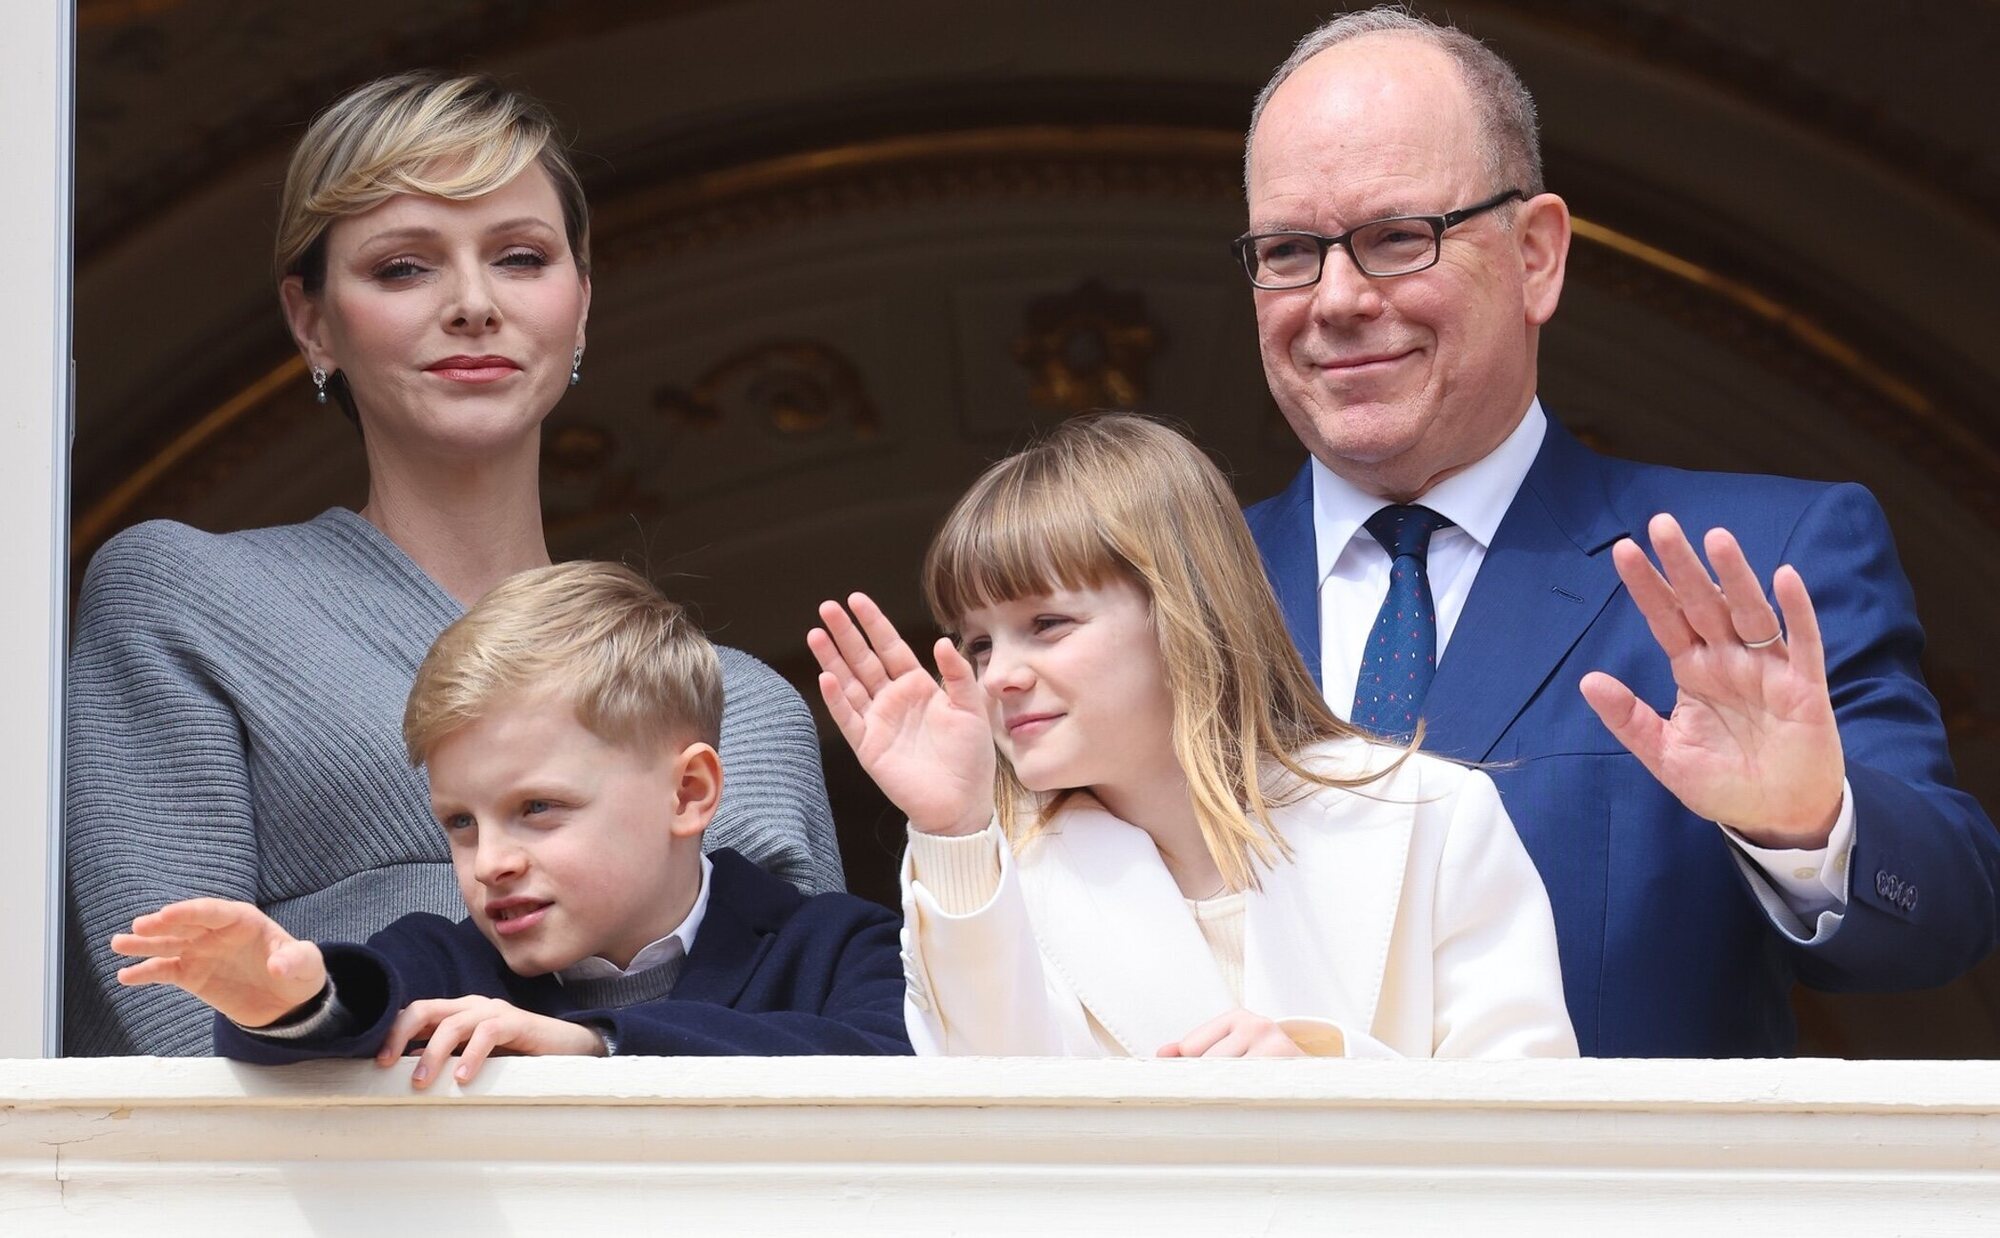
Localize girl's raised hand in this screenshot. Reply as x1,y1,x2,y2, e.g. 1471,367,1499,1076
809,592,995,836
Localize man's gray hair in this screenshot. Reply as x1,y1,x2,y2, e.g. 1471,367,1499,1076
1245,5,1543,198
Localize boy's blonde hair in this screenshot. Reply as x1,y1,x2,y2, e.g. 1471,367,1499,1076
924,413,1390,892
404,562,721,766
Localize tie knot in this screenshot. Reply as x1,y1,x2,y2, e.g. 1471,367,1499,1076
1363,504,1453,561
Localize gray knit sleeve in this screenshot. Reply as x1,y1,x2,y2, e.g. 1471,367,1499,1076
709,646,845,896
63,525,257,1056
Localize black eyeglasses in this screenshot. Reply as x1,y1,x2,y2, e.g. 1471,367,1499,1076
1232,189,1525,289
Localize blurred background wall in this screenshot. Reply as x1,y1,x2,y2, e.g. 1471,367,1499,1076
71,0,2000,1055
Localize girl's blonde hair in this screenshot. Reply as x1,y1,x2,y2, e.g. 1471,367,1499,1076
923,413,1396,891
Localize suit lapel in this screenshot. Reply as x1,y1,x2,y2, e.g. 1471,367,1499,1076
1424,421,1629,761
1016,802,1237,1055
1246,463,1322,687
1243,773,1412,1036
667,877,772,1008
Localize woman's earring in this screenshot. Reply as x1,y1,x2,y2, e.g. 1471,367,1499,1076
570,347,584,388
311,367,328,405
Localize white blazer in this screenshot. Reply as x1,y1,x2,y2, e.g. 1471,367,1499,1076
901,739,1577,1058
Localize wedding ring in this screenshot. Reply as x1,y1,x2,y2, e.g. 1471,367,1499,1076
1741,631,1783,650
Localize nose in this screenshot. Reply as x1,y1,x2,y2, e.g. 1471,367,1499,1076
978,639,1035,695
443,262,501,334
472,829,527,886
1307,245,1385,324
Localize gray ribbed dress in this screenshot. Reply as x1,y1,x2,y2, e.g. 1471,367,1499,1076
64,509,844,1056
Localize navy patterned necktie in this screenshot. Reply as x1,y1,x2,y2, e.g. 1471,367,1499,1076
1351,504,1455,739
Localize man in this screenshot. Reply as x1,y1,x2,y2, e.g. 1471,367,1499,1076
1239,8,2000,1056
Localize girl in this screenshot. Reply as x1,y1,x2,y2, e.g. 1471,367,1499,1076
809,414,1575,1058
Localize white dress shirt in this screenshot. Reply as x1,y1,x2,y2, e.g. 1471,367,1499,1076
559,853,714,983
1310,399,1853,939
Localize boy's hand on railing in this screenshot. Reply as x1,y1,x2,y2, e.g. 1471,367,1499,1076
110,898,328,1029
376,996,606,1088
809,591,996,836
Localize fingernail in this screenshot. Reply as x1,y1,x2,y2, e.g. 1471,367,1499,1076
411,1065,428,1084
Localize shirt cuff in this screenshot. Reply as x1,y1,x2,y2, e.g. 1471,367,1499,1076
1721,778,1855,943
906,823,1005,916
230,977,360,1042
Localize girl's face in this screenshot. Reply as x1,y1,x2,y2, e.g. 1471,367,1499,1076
956,575,1178,801
282,163,589,465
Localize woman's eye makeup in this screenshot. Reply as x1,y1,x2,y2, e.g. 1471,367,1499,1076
496,247,549,269
371,258,428,280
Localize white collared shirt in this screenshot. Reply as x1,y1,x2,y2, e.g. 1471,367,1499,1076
558,854,714,983
1308,398,1852,939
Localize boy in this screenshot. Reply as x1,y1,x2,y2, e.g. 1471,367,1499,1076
112,562,910,1084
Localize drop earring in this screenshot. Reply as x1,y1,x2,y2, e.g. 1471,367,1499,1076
570,347,584,387
311,367,328,405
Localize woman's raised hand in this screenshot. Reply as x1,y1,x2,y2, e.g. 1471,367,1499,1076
809,592,995,836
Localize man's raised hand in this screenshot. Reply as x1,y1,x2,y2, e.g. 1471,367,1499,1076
1579,513,1845,848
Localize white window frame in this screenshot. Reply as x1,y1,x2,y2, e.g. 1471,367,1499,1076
0,0,75,1057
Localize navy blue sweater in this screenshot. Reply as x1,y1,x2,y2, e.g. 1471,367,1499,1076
216,849,911,1062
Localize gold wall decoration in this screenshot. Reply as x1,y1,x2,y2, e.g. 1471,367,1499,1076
1012,278,1162,413
652,339,880,438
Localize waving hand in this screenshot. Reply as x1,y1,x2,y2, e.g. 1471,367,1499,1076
809,592,996,836
1579,514,1844,849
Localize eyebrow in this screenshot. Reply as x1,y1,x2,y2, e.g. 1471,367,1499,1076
355,217,561,247
1248,203,1430,234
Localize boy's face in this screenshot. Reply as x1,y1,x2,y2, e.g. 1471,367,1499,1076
425,691,718,976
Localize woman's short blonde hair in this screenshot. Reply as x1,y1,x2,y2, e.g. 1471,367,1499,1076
404,562,721,767
924,413,1391,891
275,70,590,290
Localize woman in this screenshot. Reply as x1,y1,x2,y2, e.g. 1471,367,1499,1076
66,73,844,1056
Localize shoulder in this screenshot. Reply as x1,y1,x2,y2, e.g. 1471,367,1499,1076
1556,435,1867,546
1242,463,1312,536
1277,737,1500,823
707,848,892,934
714,645,815,728
81,513,351,610
368,911,482,955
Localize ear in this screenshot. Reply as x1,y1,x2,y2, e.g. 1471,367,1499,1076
666,741,722,840
1516,192,1571,328
573,272,592,358
279,276,334,374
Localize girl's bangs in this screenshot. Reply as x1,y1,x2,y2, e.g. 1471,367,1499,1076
925,461,1125,630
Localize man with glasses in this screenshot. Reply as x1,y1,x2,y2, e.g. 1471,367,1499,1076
1240,8,1999,1057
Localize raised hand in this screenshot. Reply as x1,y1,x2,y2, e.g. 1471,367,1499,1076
808,591,995,836
1579,513,1845,849
110,898,327,1029
1158,1008,1308,1058
375,995,605,1089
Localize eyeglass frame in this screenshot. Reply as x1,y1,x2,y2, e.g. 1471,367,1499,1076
1231,188,1526,289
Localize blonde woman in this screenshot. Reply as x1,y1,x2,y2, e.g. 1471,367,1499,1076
67,73,842,1057
811,414,1575,1058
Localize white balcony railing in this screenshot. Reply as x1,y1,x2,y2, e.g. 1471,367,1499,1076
4,1057,1998,1234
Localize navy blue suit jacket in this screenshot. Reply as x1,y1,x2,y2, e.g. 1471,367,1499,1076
215,849,912,1062
1245,417,2000,1056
